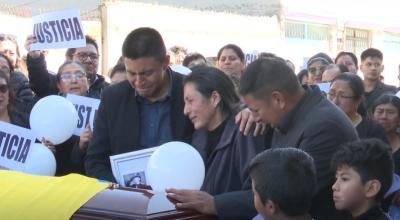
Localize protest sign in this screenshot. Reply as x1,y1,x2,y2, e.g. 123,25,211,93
317,82,331,93
0,121,36,171
66,94,100,136
244,50,259,66
31,9,85,50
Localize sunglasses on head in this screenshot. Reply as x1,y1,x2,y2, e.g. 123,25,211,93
0,84,8,93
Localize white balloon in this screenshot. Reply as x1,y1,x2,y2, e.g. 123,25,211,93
30,95,78,145
170,64,192,75
24,143,56,176
146,141,205,192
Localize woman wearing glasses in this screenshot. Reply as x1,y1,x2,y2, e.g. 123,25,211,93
327,73,388,142
43,61,91,176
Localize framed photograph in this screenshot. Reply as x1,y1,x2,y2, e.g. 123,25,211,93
110,147,158,187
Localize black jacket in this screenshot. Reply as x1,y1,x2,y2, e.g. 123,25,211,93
214,86,358,220
365,83,397,111
10,71,34,103
192,114,265,196
356,117,389,144
352,206,390,220
27,53,109,99
85,71,193,182
9,71,34,115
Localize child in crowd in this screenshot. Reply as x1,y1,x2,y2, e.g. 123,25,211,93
249,148,316,220
331,138,393,220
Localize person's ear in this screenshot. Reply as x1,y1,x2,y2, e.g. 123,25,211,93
265,199,278,215
381,64,385,73
364,179,381,198
210,91,221,108
270,91,286,109
163,55,170,69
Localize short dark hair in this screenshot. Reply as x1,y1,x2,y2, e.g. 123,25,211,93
331,138,393,201
110,63,126,79
249,148,316,216
361,48,383,62
239,57,302,99
332,73,367,116
184,66,240,115
297,69,308,84
258,52,277,59
68,35,99,58
122,27,166,62
332,73,364,101
182,53,206,67
56,61,86,82
0,53,14,73
372,94,400,115
169,45,187,55
335,51,358,67
217,44,245,63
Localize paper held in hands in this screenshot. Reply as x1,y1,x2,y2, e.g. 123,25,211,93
31,8,86,50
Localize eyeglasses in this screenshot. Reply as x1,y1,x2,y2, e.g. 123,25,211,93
0,84,8,93
327,92,354,100
75,53,99,61
308,66,326,75
60,71,87,82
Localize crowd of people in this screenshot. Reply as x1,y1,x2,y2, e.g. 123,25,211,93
1,26,400,220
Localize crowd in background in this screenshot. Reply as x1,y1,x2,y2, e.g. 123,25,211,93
1,27,400,220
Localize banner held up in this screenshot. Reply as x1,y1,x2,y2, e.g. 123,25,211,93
31,9,85,50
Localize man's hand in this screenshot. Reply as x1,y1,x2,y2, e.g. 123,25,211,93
166,188,217,215
235,108,266,136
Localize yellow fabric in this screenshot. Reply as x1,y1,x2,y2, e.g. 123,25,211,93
0,170,110,220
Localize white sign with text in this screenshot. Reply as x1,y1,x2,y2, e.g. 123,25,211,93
31,9,85,50
66,94,100,136
0,122,36,171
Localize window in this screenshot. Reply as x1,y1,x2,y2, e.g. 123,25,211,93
285,21,328,41
345,28,369,54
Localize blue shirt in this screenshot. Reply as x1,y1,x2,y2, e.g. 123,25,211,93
136,71,173,148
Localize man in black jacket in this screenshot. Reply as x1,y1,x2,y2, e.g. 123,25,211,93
360,48,397,111
85,27,193,181
223,57,357,220
26,35,109,99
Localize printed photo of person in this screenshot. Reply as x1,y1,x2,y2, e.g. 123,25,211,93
123,171,147,189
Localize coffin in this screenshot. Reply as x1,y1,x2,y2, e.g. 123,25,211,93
72,187,217,220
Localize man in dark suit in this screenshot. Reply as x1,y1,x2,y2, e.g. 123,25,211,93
85,27,193,182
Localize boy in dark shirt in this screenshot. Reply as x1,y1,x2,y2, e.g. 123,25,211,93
331,138,394,220
249,148,316,220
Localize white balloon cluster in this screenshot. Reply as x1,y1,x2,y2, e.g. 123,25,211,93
26,95,79,176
